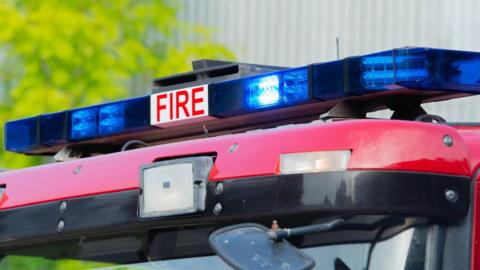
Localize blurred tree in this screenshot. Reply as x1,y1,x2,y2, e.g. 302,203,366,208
0,0,234,168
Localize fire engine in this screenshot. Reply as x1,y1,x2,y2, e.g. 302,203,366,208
0,47,479,269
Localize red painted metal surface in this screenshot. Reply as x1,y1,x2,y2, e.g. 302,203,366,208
472,179,480,270
0,119,471,210
453,126,480,175
456,126,480,270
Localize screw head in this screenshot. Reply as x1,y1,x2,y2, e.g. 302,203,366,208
228,143,239,153
213,203,223,215
443,135,453,147
445,189,458,203
57,220,65,232
215,182,224,195
59,201,67,213
73,165,82,175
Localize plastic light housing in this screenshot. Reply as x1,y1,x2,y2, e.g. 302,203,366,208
39,112,67,146
99,104,125,135
70,108,98,140
279,150,351,174
283,68,309,104
247,75,281,108
141,163,194,217
360,53,429,89
313,47,480,99
139,157,213,219
69,96,152,141
209,67,310,117
4,117,39,152
4,96,153,153
6,47,480,154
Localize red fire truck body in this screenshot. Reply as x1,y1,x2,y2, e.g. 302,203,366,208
0,120,471,209
2,47,480,269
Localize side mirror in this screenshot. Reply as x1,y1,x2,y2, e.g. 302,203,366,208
209,223,315,270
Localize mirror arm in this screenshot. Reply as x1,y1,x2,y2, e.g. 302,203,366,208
268,218,345,241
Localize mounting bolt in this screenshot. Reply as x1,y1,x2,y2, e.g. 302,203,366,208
57,219,65,232
215,182,224,195
213,203,223,215
443,135,453,147
229,143,239,153
73,165,82,175
59,201,67,213
271,220,280,231
445,189,458,203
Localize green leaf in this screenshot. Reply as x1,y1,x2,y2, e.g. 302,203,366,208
0,0,234,169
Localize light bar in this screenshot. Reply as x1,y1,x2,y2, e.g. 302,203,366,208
6,47,480,154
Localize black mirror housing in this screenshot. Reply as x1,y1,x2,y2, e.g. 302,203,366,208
209,223,315,270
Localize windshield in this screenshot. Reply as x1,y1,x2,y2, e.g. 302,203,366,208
0,227,426,270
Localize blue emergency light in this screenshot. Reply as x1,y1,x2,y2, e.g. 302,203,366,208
67,96,152,140
6,47,480,154
209,67,309,117
5,96,153,152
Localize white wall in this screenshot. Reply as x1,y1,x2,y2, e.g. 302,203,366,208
179,0,480,121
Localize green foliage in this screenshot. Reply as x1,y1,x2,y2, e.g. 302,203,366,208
0,256,115,270
0,0,234,169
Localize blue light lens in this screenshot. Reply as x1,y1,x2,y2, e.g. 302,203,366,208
360,53,429,89
449,58,480,85
70,108,97,140
283,68,309,104
361,68,429,88
70,96,151,140
247,75,280,108
313,47,480,99
99,103,125,135
120,96,151,132
210,67,311,117
40,112,66,146
6,96,150,153
5,117,38,152
361,55,427,68
311,61,345,100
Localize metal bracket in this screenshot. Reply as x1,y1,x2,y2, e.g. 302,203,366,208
152,60,287,93
320,100,367,121
387,101,427,120
321,96,430,121
54,147,85,162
